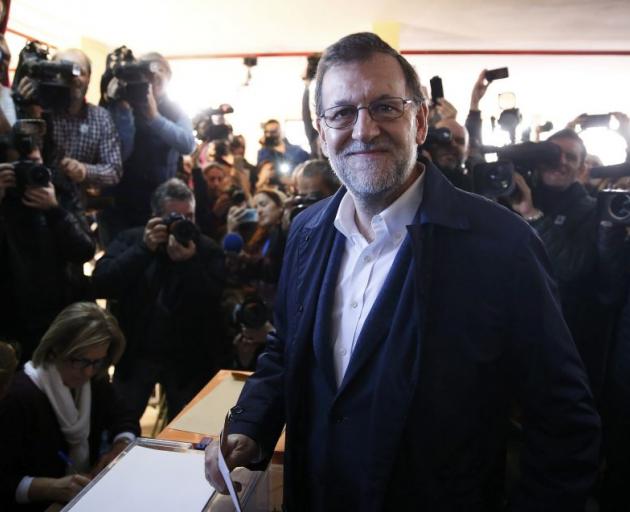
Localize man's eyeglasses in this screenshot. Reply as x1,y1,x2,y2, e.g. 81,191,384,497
67,356,109,371
320,97,416,130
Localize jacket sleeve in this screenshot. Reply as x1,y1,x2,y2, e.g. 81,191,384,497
91,232,153,298
92,377,141,440
147,112,195,155
509,231,601,511
530,206,598,284
44,206,96,264
108,102,136,162
84,108,123,187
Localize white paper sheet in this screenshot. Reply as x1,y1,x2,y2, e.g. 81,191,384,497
218,442,242,512
67,445,214,512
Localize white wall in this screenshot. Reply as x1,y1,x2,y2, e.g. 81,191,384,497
168,54,630,165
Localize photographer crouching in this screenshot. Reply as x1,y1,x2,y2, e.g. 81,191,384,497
0,120,95,363
92,179,226,423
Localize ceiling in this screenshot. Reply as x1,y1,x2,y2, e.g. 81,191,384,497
8,0,630,57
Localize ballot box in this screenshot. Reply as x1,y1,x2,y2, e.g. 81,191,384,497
60,438,273,512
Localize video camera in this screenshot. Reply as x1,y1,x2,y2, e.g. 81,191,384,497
12,41,81,112
193,104,233,143
473,141,561,198
162,212,200,246
0,119,51,194
100,46,159,106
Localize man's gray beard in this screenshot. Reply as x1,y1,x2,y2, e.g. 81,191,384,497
328,142,417,205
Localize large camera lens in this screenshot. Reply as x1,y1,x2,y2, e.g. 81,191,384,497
170,219,199,246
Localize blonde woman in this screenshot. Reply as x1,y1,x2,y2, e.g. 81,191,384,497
0,302,139,511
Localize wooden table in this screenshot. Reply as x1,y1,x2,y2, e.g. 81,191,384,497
158,369,285,464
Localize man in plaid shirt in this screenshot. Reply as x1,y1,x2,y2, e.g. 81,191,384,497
17,49,122,189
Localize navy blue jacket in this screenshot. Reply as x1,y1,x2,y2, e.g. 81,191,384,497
230,162,601,511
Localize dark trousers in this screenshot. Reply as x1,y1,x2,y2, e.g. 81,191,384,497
113,357,210,423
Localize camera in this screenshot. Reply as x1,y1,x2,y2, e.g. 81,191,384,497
228,186,247,206
234,295,269,330
473,141,561,198
100,46,158,106
12,41,81,111
423,127,452,148
193,105,233,142
598,189,630,225
285,192,324,222
162,212,200,246
0,119,51,194
305,54,321,81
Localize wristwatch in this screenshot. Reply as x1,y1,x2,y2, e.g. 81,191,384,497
524,209,544,222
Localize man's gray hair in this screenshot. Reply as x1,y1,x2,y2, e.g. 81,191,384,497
315,32,424,116
151,178,194,216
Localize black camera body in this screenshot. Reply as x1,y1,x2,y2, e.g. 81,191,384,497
598,189,630,226
111,60,155,105
474,141,561,198
286,192,324,222
234,295,269,330
162,212,200,246
0,120,51,195
193,105,233,142
12,41,80,111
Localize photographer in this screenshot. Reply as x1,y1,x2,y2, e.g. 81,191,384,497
256,118,309,173
0,128,95,363
0,34,16,133
92,178,226,423
99,52,195,245
509,128,611,399
15,48,123,192
192,161,231,242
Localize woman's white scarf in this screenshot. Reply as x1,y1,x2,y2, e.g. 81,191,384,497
24,361,91,473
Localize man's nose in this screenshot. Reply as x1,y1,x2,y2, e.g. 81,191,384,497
352,108,381,143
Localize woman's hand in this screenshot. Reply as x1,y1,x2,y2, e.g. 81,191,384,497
29,474,91,504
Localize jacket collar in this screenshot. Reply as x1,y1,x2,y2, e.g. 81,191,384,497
304,159,470,232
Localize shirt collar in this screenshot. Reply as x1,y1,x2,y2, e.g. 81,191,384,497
334,167,425,245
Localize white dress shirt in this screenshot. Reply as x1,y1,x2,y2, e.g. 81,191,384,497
331,171,425,386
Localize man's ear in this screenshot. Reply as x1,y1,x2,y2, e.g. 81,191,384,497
316,118,329,158
415,101,429,146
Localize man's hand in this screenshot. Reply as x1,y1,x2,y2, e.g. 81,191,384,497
22,183,58,210
227,205,250,233
470,69,490,111
143,217,168,251
166,234,196,262
60,158,87,183
611,111,630,145
0,163,16,204
435,98,457,120
204,434,259,494
142,84,159,121
566,113,587,131
508,172,541,218
16,77,43,118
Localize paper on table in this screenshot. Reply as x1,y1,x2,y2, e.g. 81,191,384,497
169,376,246,435
66,445,214,512
218,441,242,512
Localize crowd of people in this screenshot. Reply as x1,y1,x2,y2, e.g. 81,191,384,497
0,23,627,512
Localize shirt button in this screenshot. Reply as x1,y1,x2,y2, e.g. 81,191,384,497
363,255,372,263
337,347,347,356
351,301,358,309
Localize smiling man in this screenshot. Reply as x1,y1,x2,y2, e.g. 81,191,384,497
205,33,600,511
